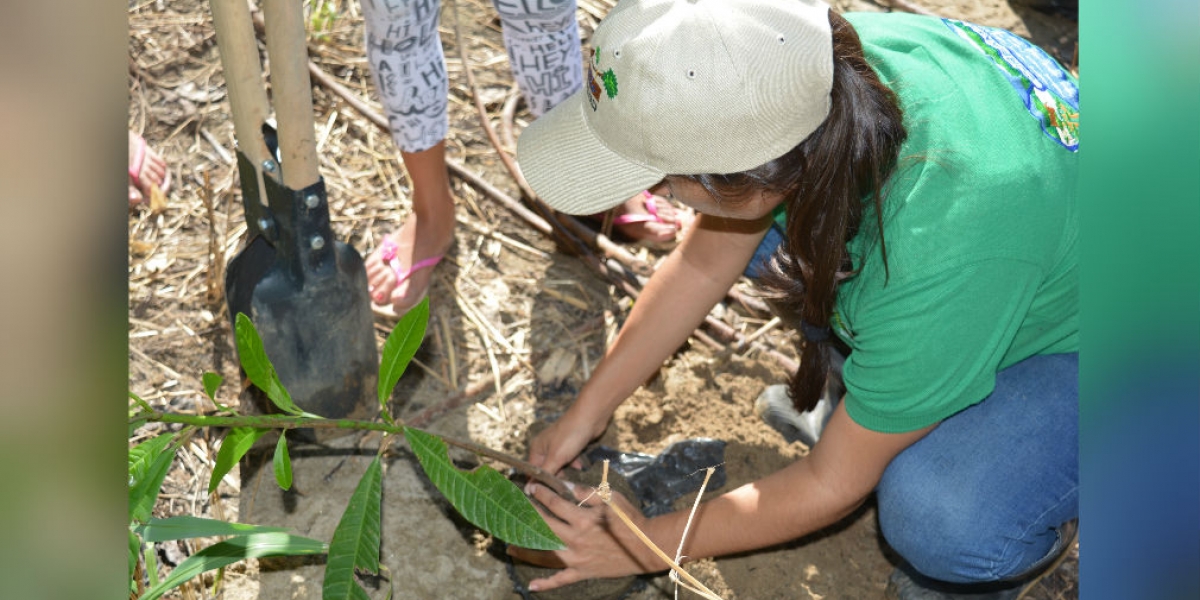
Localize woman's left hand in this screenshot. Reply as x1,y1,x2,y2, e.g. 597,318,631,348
507,482,663,592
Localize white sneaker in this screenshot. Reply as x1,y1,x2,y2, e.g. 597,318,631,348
754,384,837,447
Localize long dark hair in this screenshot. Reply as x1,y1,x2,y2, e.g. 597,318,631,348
678,12,907,412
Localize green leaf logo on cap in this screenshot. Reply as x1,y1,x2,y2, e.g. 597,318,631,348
586,47,617,110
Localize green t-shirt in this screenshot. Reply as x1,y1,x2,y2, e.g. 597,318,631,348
773,13,1080,432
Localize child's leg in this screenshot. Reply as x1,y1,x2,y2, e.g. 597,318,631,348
362,0,448,150
492,0,583,118
495,0,686,244
360,0,456,316
876,353,1079,585
363,142,457,314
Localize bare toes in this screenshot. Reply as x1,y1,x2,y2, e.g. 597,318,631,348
364,257,395,300
643,222,677,242
369,274,395,303
649,197,678,224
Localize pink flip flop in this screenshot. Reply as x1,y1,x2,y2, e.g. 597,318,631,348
611,190,664,227
128,133,171,199
609,190,685,248
371,237,444,319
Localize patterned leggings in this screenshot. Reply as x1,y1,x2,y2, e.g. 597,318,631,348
361,0,583,153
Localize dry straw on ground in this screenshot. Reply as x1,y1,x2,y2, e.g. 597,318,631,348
128,0,1078,598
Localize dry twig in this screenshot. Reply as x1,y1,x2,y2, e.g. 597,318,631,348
594,460,725,600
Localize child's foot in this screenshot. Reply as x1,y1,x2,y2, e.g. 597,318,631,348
609,190,693,246
128,131,170,206
365,211,455,318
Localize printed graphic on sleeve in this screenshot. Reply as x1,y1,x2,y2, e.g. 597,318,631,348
943,19,1079,152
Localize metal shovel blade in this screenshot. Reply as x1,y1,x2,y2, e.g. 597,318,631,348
213,0,376,420
225,154,377,420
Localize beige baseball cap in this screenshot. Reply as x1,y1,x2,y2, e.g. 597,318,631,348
517,0,833,215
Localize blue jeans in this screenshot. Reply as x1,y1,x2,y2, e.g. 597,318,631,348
744,223,785,279
876,353,1079,584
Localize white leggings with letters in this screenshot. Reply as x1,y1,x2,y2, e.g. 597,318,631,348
360,0,582,153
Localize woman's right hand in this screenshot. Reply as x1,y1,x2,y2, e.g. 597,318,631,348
529,216,770,477
527,407,606,476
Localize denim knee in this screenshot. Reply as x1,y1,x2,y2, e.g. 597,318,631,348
877,464,1026,583
875,354,1079,584
878,480,1066,585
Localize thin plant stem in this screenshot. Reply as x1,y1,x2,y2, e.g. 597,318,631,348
597,461,725,600
135,410,570,497
673,467,715,600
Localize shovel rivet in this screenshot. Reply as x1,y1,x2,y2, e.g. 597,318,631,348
305,194,320,209
257,218,272,232
262,159,277,173
310,235,326,250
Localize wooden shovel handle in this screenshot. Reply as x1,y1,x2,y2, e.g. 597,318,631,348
261,0,320,189
210,0,271,166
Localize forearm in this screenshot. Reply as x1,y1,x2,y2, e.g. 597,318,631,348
638,459,864,567
515,376,937,591
631,403,937,569
568,217,767,428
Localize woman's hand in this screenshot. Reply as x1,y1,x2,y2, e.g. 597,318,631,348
527,407,606,476
528,216,771,477
507,483,662,592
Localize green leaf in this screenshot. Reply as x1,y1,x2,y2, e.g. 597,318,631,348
202,372,224,400
234,312,314,417
274,432,293,490
129,433,172,481
404,428,564,551
129,433,178,523
377,296,429,412
138,533,327,600
209,427,269,494
144,544,160,587
129,529,141,584
323,457,382,600
129,417,149,438
134,516,288,543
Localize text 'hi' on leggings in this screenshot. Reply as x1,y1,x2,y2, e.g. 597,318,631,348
360,0,583,154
